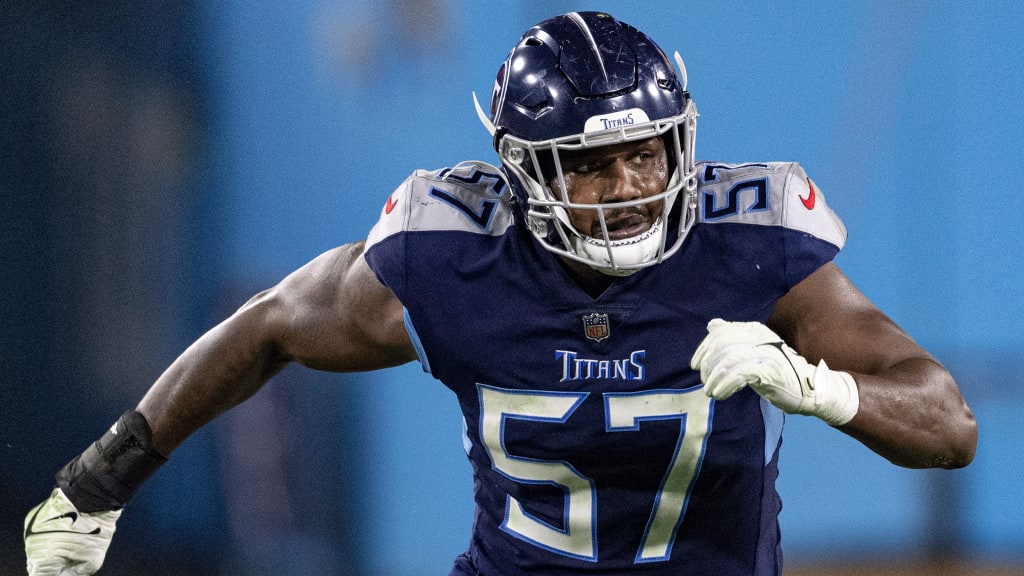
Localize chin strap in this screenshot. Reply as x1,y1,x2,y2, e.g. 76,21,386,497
576,217,667,276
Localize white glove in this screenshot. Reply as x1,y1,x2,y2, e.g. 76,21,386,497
690,319,859,426
24,488,121,576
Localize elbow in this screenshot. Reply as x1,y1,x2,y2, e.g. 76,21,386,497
936,407,978,469
877,369,979,470
913,389,977,470
848,358,979,470
919,363,978,470
937,371,979,469
882,417,976,470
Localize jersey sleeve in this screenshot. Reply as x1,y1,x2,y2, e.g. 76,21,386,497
363,165,515,375
697,161,847,289
777,162,846,285
779,162,846,250
364,165,514,299
363,172,417,299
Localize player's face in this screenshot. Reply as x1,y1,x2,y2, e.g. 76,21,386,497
549,136,670,240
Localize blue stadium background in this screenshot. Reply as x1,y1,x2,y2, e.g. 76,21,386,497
2,1,1022,574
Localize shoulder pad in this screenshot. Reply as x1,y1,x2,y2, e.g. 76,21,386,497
367,164,514,249
696,162,846,249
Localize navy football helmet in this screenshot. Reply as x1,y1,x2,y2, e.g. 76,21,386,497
475,11,699,275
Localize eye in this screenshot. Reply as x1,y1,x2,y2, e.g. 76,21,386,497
636,149,657,162
565,156,604,175
633,147,667,171
572,161,601,174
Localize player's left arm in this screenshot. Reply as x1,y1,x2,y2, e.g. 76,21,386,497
766,262,977,469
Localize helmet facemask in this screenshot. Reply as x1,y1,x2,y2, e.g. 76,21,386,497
496,99,698,276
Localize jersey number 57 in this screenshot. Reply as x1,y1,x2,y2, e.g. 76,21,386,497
478,384,713,564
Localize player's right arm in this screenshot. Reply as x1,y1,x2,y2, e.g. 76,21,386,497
137,239,416,454
25,240,416,575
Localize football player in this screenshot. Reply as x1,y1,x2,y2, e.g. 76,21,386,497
26,11,976,575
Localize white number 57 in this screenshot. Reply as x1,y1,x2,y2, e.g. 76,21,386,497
478,384,713,564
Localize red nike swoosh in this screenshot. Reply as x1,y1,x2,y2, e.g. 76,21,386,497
800,179,816,210
384,194,398,215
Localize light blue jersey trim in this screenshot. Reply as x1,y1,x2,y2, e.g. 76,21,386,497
461,416,473,456
760,397,785,465
403,307,432,375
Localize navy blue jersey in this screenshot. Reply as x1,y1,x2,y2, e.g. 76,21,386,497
364,160,846,575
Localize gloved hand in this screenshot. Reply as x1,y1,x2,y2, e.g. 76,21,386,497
690,319,859,425
24,488,121,576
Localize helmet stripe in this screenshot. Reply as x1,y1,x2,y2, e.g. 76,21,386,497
565,12,608,83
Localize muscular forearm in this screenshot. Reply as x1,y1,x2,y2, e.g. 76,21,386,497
136,294,289,456
840,356,977,469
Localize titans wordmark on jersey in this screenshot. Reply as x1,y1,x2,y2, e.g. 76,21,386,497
364,161,845,576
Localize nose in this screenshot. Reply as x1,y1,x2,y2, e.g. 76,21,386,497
601,160,643,203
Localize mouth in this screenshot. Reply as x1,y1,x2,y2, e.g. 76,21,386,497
596,211,651,240
583,216,663,249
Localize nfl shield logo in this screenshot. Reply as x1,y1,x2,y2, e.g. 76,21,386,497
582,312,611,342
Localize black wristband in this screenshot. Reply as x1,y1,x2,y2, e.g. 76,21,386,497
56,410,168,512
